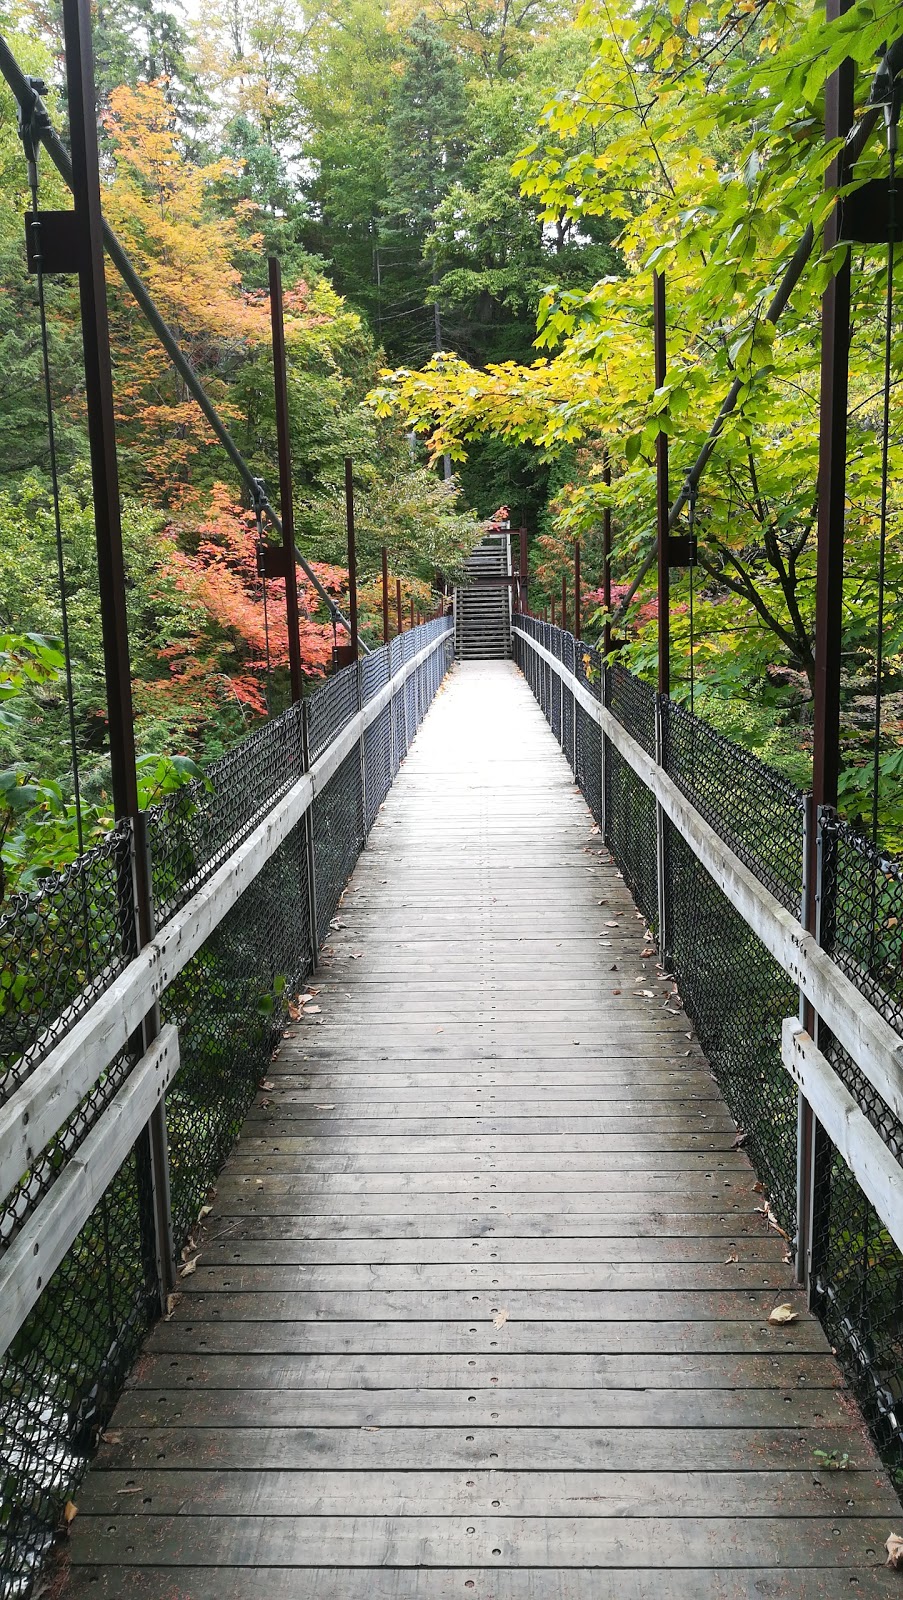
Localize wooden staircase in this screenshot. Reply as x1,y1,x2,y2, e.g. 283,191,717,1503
454,532,512,659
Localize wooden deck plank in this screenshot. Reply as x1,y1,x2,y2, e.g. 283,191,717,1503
66,662,897,1597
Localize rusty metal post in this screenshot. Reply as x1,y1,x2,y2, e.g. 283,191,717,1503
396,578,403,634
64,0,137,833
62,0,174,1300
798,0,855,1295
654,270,670,698
602,452,612,659
551,595,556,627
381,548,390,644
561,572,567,635
653,269,670,960
344,457,359,660
410,595,415,631
269,257,303,704
574,541,581,642
519,528,528,614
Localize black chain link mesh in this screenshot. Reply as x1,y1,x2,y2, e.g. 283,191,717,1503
821,810,903,1032
0,619,453,1599
606,742,659,934
308,661,359,763
666,819,799,1237
161,820,313,1247
148,706,305,927
609,660,656,756
665,699,805,914
809,813,903,1487
1,1145,155,1598
0,822,135,1099
810,1042,903,1484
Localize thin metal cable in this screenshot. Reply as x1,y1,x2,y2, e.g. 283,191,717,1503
871,139,897,848
29,156,84,856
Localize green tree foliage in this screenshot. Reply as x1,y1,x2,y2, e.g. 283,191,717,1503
372,0,903,842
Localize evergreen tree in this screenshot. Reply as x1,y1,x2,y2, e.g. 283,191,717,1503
380,13,467,366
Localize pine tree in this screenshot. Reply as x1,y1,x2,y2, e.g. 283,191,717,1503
381,14,467,373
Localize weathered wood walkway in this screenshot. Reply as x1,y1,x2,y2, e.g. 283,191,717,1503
67,661,900,1598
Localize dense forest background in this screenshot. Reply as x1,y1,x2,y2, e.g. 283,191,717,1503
0,0,616,886
0,0,902,889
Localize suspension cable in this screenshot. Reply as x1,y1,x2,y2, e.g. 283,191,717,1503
22,102,85,854
871,87,899,848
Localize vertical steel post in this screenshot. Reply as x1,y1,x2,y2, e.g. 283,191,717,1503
654,270,670,696
561,572,567,635
62,0,174,1300
301,700,320,965
602,452,613,659
653,271,670,957
519,527,528,614
798,0,854,1294
600,451,612,842
381,547,390,644
574,541,581,642
269,257,303,705
551,596,556,627
396,578,403,635
132,812,175,1301
64,0,137,828
344,457,359,660
410,596,415,631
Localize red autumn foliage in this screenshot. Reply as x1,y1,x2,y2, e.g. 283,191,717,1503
158,485,346,714
584,583,659,626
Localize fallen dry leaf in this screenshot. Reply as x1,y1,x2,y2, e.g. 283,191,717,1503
493,1308,509,1329
198,1204,213,1220
179,1256,199,1278
164,1292,182,1320
101,1431,122,1446
768,1303,799,1325
63,1501,78,1527
259,1080,274,1092
886,1534,903,1569
303,1005,321,1015
725,1253,739,1264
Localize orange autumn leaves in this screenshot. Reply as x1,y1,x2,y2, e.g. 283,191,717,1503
156,487,346,716
98,83,353,714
